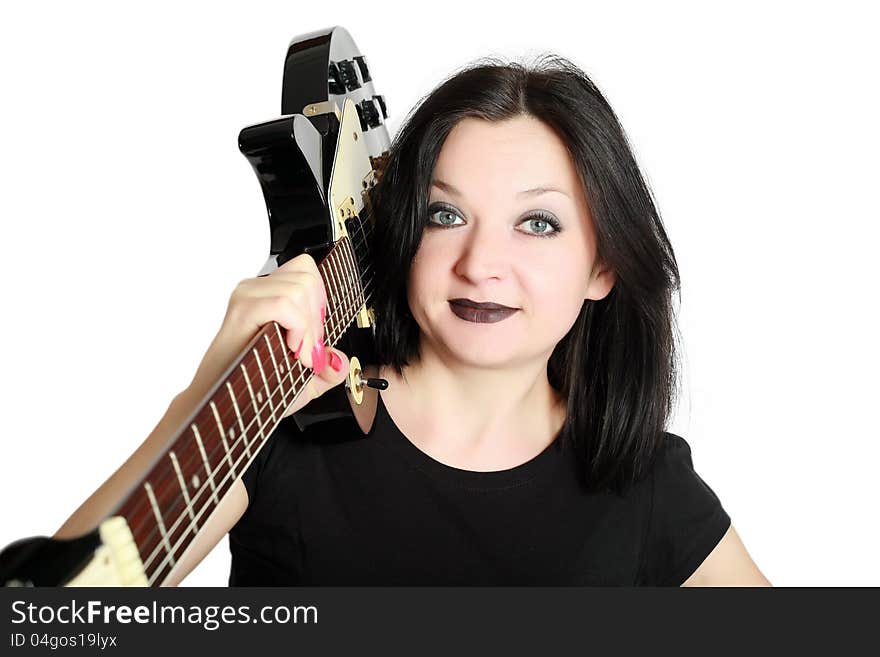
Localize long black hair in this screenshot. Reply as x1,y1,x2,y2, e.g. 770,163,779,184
367,55,681,496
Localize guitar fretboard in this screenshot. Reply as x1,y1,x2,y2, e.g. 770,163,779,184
113,233,370,585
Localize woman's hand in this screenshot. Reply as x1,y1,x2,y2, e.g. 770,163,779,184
186,253,350,419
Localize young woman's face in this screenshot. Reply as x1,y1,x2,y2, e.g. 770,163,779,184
406,115,614,370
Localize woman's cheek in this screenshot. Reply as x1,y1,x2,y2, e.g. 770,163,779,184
535,271,587,336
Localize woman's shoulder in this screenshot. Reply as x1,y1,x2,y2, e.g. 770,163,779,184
658,430,693,453
650,431,706,475
649,431,721,494
638,430,732,585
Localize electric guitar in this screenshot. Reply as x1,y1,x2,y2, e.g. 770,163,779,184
0,26,390,587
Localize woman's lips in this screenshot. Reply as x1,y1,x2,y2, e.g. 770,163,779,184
448,300,519,324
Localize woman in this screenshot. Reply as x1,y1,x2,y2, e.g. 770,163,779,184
56,56,770,586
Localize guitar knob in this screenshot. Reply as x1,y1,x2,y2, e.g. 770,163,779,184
345,357,389,404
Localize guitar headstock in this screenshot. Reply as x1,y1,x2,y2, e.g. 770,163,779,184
281,26,391,161
238,25,390,281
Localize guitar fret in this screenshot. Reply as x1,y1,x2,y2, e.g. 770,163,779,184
273,323,297,413
144,482,175,567
351,223,368,279
169,451,198,538
339,243,355,307
320,254,334,309
339,252,358,306
263,333,287,405
333,256,347,322
327,250,343,314
226,381,251,458
273,323,293,378
263,333,283,387
254,347,278,424
353,230,369,296
240,363,267,444
333,250,352,328
210,400,236,478
338,245,353,311
352,239,365,304
343,240,363,308
191,424,220,506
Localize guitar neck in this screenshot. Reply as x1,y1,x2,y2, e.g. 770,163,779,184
111,235,366,586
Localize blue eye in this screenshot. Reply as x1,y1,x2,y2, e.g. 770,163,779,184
426,202,562,239
520,212,562,238
427,206,465,227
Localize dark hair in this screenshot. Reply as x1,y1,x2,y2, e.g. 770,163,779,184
368,55,681,496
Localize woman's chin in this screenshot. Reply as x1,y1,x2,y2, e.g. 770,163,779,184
437,337,526,369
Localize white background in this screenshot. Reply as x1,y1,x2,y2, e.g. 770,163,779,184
1,1,877,587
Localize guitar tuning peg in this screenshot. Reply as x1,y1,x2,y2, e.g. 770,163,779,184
363,377,389,390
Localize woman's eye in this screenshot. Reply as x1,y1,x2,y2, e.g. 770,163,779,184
426,204,562,238
523,218,552,234
428,208,465,227
519,213,561,237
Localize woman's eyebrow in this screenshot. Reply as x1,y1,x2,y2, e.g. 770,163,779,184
431,178,569,199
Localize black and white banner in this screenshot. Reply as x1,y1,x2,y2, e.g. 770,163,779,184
2,588,876,654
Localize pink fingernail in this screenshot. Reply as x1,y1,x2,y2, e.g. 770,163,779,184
311,339,326,374
293,338,304,359
329,351,343,372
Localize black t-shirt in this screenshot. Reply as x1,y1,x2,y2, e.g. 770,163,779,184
229,391,730,586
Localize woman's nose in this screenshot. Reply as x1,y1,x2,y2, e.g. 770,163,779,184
452,219,513,282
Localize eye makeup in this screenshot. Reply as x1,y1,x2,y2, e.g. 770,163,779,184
425,201,563,239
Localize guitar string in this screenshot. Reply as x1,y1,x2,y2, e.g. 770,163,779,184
123,223,377,544
138,275,374,579
143,284,371,583
127,234,378,554
130,266,372,556
125,233,379,559
128,235,380,573
143,329,332,580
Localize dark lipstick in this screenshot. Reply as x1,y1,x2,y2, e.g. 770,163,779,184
448,298,519,324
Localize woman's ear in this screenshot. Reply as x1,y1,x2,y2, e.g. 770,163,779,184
585,262,615,301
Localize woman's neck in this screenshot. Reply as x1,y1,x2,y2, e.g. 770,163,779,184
378,346,566,469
